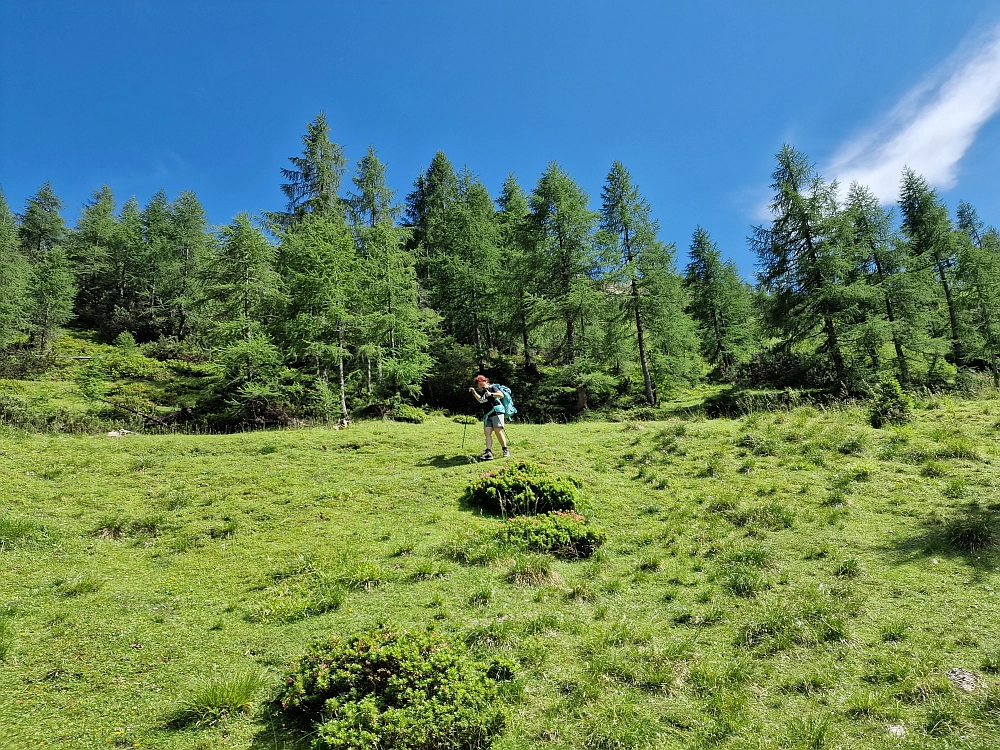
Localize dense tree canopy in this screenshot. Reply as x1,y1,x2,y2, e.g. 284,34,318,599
3,116,998,426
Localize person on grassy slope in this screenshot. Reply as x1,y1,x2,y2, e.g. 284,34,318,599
469,374,510,461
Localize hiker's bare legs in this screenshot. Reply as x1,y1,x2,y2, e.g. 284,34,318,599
483,426,508,453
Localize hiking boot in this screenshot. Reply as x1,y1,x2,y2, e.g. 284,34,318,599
502,448,510,458
478,450,494,461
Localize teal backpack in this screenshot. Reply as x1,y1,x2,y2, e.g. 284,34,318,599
495,385,517,418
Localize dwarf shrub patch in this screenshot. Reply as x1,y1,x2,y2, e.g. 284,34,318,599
463,461,579,515
278,627,508,750
496,510,605,558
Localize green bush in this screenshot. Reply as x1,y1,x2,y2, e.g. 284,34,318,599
462,462,579,515
869,377,914,428
390,402,426,424
278,628,508,750
497,511,605,558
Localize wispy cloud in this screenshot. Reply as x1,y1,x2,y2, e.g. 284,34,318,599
828,22,1000,202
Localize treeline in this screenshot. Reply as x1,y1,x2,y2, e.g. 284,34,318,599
1,114,998,426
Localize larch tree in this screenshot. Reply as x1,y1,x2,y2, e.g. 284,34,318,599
955,200,1000,385
272,112,348,228
684,226,756,379
751,146,853,386
496,173,537,368
600,161,664,403
528,162,599,366
349,149,430,400
899,168,964,368
0,190,30,346
18,184,74,350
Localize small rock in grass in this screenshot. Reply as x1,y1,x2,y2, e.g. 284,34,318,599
946,667,982,692
887,724,905,738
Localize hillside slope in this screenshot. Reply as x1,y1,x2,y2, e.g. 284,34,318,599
1,400,999,749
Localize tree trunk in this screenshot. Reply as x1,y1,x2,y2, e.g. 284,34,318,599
632,280,655,405
338,325,349,421
936,258,963,366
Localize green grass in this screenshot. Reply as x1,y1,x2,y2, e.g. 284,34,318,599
2,397,1000,748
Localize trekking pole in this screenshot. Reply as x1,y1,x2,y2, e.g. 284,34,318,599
462,415,469,450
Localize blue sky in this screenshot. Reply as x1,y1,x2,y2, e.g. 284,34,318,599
3,1,1000,277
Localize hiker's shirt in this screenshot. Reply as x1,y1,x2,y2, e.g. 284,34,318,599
478,388,503,417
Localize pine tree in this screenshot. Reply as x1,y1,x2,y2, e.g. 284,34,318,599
0,190,30,347
751,146,853,386
348,145,400,227
684,226,756,378
899,169,963,368
273,112,348,227
406,151,459,285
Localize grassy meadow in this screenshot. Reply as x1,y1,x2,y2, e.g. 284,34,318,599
2,396,1000,749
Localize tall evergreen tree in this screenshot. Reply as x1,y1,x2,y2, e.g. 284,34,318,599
69,186,118,330
18,182,65,261
955,200,1000,384
203,213,282,343
278,213,360,421
600,162,664,402
349,153,430,399
26,246,75,351
0,190,30,347
899,169,964,367
496,174,537,367
406,151,459,284
751,146,854,385
684,226,756,378
272,112,347,227
18,184,75,349
164,191,210,341
528,163,599,365
349,145,400,227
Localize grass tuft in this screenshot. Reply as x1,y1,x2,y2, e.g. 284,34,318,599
168,669,266,727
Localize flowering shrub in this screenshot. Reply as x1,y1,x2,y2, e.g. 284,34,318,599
278,628,508,750
497,511,605,558
462,462,579,515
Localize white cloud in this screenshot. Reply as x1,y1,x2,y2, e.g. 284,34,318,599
828,22,1000,202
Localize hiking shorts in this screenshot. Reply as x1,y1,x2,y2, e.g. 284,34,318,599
485,412,505,429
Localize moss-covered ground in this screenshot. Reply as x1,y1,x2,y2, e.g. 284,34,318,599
2,395,1000,749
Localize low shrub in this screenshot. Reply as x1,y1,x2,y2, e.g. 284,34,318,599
278,628,508,750
390,402,426,424
462,462,579,516
869,377,914,428
496,511,605,559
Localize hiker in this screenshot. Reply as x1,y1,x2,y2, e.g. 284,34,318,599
469,374,510,461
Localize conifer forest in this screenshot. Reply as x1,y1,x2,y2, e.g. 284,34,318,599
3,112,999,429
